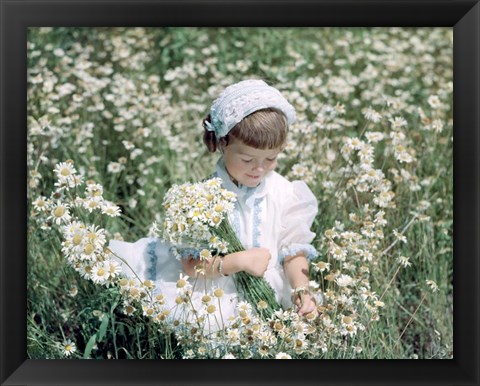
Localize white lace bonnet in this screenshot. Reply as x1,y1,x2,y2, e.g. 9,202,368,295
204,79,296,139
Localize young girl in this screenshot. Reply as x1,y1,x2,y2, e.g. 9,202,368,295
110,79,320,331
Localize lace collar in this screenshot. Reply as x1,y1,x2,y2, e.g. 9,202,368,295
214,157,269,208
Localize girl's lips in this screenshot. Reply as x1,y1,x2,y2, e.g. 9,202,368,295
246,174,260,179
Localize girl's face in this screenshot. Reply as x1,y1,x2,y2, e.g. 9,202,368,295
221,137,281,188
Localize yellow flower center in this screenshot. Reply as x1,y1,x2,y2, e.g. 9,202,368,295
87,232,98,240
317,262,327,270
54,206,65,217
60,168,71,176
199,249,211,259
72,234,83,245
84,244,94,255
125,305,134,314
176,279,187,288
257,300,268,309
325,229,336,238
206,305,216,314
143,280,153,288
214,288,224,298
96,267,106,276
129,288,139,297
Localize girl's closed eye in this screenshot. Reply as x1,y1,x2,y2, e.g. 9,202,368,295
241,158,253,163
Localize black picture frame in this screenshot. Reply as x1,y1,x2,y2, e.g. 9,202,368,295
1,0,478,385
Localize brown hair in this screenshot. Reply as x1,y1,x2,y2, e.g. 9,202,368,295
203,108,288,153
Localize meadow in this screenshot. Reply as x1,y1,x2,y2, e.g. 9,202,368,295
27,27,453,359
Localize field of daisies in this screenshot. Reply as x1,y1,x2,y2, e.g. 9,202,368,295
27,27,453,359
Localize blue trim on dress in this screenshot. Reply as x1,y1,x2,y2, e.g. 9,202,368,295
171,246,202,260
232,201,241,237
146,240,158,281
278,243,319,265
252,197,263,247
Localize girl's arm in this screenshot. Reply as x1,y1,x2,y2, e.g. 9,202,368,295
283,253,317,316
182,247,271,278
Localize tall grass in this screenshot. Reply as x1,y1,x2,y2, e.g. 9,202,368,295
27,27,452,359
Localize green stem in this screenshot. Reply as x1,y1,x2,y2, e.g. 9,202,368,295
212,219,282,320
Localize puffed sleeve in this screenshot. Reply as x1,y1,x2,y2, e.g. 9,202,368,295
278,181,319,265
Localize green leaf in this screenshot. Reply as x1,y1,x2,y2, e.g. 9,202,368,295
97,314,109,342
83,334,97,359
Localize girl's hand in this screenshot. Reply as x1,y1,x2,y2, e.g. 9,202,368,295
239,247,271,277
292,288,317,317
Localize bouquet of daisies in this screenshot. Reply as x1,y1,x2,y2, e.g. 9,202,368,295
159,177,281,318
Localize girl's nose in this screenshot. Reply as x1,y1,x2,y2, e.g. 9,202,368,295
252,162,265,172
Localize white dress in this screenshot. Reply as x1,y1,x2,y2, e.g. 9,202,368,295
109,157,318,332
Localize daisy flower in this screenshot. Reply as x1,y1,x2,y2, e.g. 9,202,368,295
427,95,442,109
393,229,407,243
336,274,354,288
54,161,76,180
85,225,106,249
397,255,412,268
107,161,125,174
85,182,103,198
363,107,382,123
426,279,439,292
49,201,71,225
365,131,384,143
62,339,77,357
91,263,109,284
68,286,78,297
101,202,121,217
32,196,50,212
389,116,408,129
313,261,330,273
83,196,103,213
105,260,122,280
